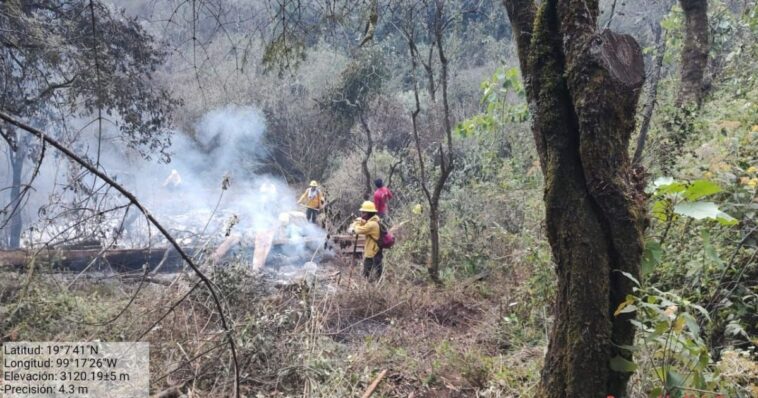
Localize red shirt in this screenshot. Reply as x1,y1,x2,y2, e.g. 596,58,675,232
373,186,393,214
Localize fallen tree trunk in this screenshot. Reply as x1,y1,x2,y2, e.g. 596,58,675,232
0,248,186,272
1,235,350,272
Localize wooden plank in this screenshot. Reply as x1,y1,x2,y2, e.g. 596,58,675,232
253,230,276,270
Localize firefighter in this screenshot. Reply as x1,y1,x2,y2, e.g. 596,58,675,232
372,178,393,220
298,180,325,223
351,201,383,282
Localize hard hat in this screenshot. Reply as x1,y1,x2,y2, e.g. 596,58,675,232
359,201,377,213
309,180,318,187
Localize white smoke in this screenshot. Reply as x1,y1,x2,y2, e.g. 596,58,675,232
122,105,326,254
3,105,326,265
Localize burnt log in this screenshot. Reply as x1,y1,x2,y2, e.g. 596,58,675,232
0,248,186,272
1,236,340,273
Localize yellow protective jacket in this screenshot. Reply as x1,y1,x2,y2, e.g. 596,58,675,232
298,188,324,210
352,215,381,259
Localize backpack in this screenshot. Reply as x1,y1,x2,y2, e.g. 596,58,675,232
377,221,395,249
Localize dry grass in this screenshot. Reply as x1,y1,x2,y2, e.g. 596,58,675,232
305,264,547,397
1,250,548,397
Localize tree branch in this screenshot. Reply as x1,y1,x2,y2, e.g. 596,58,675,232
434,1,453,168
0,126,16,150
24,75,78,106
502,0,535,82
604,0,618,29
406,24,432,204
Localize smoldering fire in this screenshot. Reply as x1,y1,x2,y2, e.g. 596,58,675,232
2,105,327,265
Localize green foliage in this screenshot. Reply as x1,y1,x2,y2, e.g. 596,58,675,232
616,280,723,398
644,173,755,338
642,10,758,362
643,177,740,296
641,239,664,276
433,343,494,389
649,177,737,227
390,62,543,284
325,47,388,120
455,66,528,138
0,274,127,341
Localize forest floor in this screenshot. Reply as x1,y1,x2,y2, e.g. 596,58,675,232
0,252,547,397
2,244,755,397
307,261,545,397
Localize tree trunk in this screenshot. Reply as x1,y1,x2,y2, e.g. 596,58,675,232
676,0,709,108
8,135,24,249
422,45,436,102
428,205,441,282
633,23,667,166
660,0,708,171
504,1,646,396
404,1,454,284
427,2,454,284
359,114,374,199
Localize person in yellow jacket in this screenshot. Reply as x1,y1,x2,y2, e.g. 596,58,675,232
351,201,383,281
298,181,325,223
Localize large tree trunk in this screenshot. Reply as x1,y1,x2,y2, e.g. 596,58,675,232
676,0,709,108
504,1,646,396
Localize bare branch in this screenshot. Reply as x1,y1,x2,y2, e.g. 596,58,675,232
604,0,618,29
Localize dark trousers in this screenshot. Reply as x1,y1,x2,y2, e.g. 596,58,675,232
378,212,390,225
306,208,318,223
363,251,383,282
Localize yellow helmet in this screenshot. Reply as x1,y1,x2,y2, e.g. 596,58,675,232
309,180,318,187
359,201,377,213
